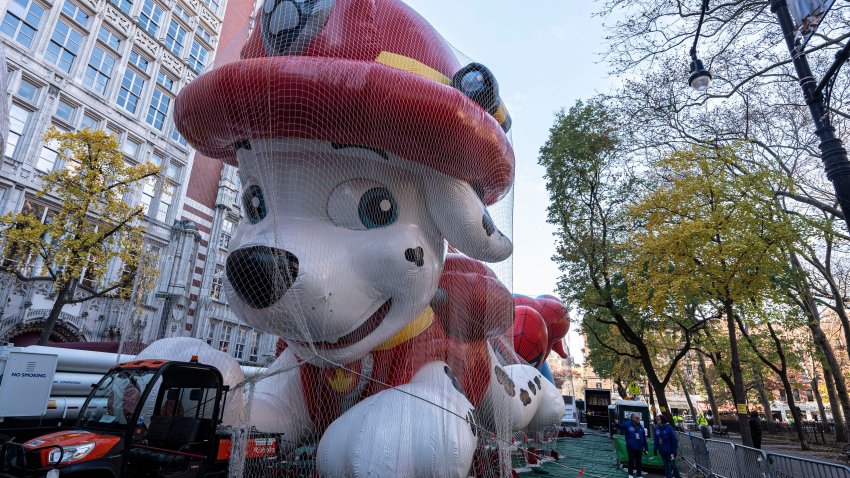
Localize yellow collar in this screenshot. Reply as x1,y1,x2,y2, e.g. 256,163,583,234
372,306,434,351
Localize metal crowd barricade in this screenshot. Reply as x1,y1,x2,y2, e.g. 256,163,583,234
676,432,698,476
705,439,740,478
766,452,850,478
735,444,770,478
690,434,711,475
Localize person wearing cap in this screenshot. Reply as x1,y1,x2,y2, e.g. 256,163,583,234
654,415,681,478
616,413,649,478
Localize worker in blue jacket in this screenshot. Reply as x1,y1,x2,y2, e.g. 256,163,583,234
616,413,648,478
653,415,681,478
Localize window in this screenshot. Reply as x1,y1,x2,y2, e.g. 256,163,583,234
596,382,602,389
195,25,212,44
210,264,224,300
793,389,801,401
164,20,187,56
97,26,120,51
234,328,247,360
139,176,156,215
145,88,170,130
203,0,220,15
2,0,46,48
61,0,89,27
138,0,163,37
150,152,163,168
128,51,149,74
79,114,99,130
248,330,260,362
116,69,144,113
36,128,63,172
155,182,174,222
84,46,115,95
249,331,261,362
5,104,31,160
45,20,84,73
156,71,175,92
104,124,119,138
55,100,76,123
171,127,187,146
779,389,787,401
122,138,140,158
806,390,814,401
218,324,232,352
205,320,218,346
165,161,181,179
109,0,133,15
174,5,191,23
188,39,208,73
17,79,38,102
219,219,234,249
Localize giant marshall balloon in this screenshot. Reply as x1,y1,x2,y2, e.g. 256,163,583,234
139,1,562,476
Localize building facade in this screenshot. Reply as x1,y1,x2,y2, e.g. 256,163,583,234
0,0,276,364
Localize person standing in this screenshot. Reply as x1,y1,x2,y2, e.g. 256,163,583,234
617,413,649,478
749,411,763,449
697,413,712,439
654,415,682,478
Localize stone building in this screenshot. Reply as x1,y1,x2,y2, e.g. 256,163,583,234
0,0,276,364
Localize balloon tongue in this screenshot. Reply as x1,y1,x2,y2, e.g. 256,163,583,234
552,340,568,359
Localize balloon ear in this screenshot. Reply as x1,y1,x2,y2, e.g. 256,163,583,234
425,176,512,262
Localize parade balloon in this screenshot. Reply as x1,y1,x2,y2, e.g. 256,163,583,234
137,0,562,476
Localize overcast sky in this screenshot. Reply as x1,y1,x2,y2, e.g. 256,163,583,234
402,1,616,363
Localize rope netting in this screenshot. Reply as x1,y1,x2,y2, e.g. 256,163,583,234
135,1,573,476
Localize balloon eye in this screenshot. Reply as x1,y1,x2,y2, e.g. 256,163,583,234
452,63,499,113
358,187,397,229
261,0,335,56
243,185,267,224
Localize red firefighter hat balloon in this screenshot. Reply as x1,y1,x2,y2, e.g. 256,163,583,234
174,0,515,205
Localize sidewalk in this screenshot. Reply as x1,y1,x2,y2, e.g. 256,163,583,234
697,431,848,465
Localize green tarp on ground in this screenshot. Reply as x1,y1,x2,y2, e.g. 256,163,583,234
612,434,664,470
518,430,627,478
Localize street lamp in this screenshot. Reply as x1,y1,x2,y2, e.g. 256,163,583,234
689,59,712,92
689,0,712,92
690,0,850,233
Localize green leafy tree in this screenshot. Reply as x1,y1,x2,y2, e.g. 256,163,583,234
0,128,159,345
541,99,704,417
625,144,798,447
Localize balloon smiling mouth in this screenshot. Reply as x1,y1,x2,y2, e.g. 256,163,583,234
299,299,393,350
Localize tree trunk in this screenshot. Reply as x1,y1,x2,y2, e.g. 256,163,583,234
724,299,753,447
698,354,721,426
822,351,848,442
647,380,657,415
809,321,850,442
791,252,850,440
614,379,628,399
813,376,829,429
755,374,776,433
779,374,810,450
37,280,73,345
679,372,698,419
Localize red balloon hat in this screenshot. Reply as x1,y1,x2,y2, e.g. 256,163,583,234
174,0,515,204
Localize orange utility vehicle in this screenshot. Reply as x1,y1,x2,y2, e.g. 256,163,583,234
0,358,276,478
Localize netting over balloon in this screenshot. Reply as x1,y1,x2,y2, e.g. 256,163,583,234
135,1,570,476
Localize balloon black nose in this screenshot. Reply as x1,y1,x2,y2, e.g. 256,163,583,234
226,246,299,309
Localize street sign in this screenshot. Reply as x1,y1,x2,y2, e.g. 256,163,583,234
788,0,836,47
627,381,640,397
